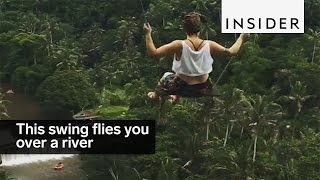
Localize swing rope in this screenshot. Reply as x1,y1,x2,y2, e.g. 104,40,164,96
212,57,233,88
138,0,147,22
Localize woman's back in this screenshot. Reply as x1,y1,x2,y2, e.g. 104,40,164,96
174,38,213,84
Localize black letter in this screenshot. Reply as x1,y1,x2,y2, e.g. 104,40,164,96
291,18,299,29
234,18,243,29
266,18,276,29
259,18,261,29
226,18,229,29
280,18,286,29
248,18,255,29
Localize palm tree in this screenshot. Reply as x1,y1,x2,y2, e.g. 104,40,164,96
305,28,320,64
278,81,313,136
41,15,61,58
193,96,222,141
18,12,40,34
252,34,260,44
200,139,253,179
114,17,138,51
201,22,216,40
107,159,146,180
286,81,311,116
190,0,209,11
53,44,81,71
156,158,180,180
245,95,283,162
80,23,105,55
213,88,249,147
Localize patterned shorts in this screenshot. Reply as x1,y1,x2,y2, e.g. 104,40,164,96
155,72,214,97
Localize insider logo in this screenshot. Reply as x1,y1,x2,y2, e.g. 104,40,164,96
221,0,304,33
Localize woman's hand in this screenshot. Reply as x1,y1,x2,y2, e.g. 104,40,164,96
143,23,152,35
240,33,250,41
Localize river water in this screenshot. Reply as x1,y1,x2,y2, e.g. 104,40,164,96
0,84,86,179
4,92,48,120
2,155,85,180
2,86,72,120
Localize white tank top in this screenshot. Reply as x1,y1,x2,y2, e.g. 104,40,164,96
172,40,214,76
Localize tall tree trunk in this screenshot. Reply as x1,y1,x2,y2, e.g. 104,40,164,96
253,134,258,162
229,123,234,137
240,126,244,139
223,124,229,147
311,42,316,64
206,116,210,141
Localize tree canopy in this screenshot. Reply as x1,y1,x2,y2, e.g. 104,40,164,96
0,0,319,179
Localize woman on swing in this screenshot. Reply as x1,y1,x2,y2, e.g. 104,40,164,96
144,12,249,104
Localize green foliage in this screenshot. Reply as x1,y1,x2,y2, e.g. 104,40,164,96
11,64,49,94
231,42,273,93
100,88,128,106
0,0,319,179
0,170,16,180
36,70,99,112
96,106,128,119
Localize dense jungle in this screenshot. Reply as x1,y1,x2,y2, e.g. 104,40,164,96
0,0,319,179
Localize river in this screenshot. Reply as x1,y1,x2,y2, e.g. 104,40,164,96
1,155,85,180
2,84,72,120
4,91,48,120
0,84,86,180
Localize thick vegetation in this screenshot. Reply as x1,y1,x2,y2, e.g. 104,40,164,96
0,0,319,179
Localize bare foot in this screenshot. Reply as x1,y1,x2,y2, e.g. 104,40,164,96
148,92,158,99
148,92,160,104
168,95,180,105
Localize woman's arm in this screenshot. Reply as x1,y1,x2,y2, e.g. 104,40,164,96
210,33,249,56
144,23,181,57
